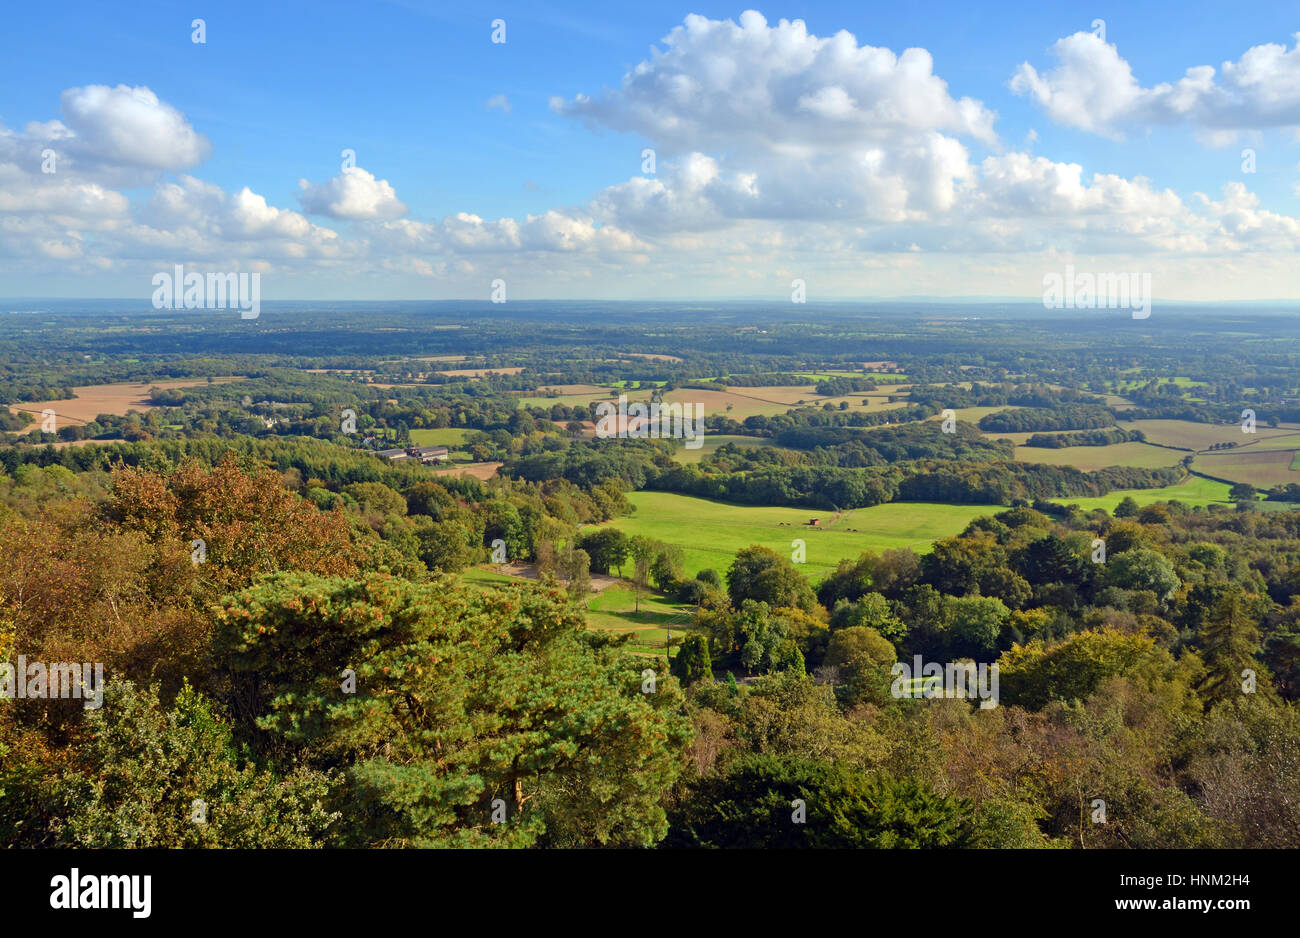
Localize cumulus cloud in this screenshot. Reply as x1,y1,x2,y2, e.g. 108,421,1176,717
548,13,1003,236
485,94,512,114
975,153,1183,218
591,133,975,234
1197,182,1300,249
367,210,645,256
59,85,212,169
124,174,348,265
0,163,130,220
553,10,998,154
6,23,1300,299
297,167,408,220
1012,31,1300,139
0,85,211,188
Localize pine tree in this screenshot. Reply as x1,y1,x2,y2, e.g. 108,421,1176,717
1198,589,1271,705
671,633,712,685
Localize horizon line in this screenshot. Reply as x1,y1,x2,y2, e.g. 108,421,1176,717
4,295,1300,305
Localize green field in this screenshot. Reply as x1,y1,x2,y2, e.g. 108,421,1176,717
467,478,1248,649
1049,476,1232,512
602,491,1000,578
408,427,472,447
1113,375,1208,391
605,480,1248,580
585,586,692,656
459,566,516,587
672,433,778,464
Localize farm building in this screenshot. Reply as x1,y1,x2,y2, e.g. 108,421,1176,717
406,445,450,463
374,445,450,464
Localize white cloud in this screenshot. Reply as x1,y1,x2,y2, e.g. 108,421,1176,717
1012,31,1300,139
975,153,1182,218
58,84,211,169
0,84,211,200
367,210,645,255
485,94,512,114
1197,182,1300,249
553,10,998,155
297,167,408,220
0,164,130,220
6,23,1300,300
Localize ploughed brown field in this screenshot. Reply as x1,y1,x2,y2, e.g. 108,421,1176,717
432,461,502,480
11,378,241,430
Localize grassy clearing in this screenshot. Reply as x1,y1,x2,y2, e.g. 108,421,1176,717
603,491,1000,579
1050,476,1231,512
408,428,471,447
469,477,1255,651
672,434,778,464
608,481,1241,581
924,406,1015,428
459,566,516,587
585,586,693,656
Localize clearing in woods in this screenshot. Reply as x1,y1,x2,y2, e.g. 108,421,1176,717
601,491,999,578
604,480,1240,580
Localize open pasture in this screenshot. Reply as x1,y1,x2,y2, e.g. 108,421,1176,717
602,491,1000,579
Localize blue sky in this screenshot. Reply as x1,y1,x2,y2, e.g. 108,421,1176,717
3,1,1300,300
